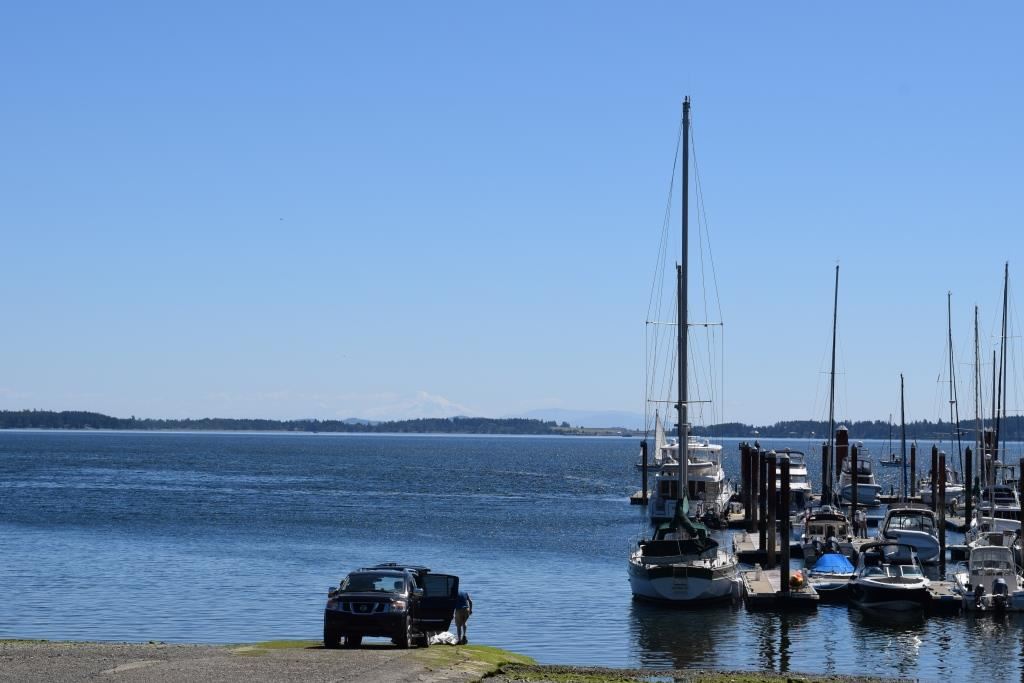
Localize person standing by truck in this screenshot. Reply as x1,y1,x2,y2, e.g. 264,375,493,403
454,590,473,644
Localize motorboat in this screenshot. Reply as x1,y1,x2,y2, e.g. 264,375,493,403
806,551,855,603
647,433,734,527
776,449,812,511
952,544,1024,612
849,542,931,611
878,505,940,564
919,465,965,508
979,484,1022,524
800,505,854,565
838,448,881,505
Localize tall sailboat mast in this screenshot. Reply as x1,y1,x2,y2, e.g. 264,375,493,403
826,264,839,504
947,292,964,475
677,96,691,502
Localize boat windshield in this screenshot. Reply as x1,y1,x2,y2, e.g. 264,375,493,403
897,564,923,578
887,513,935,533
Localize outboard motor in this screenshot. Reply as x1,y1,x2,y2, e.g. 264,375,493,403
992,577,1009,611
974,583,986,610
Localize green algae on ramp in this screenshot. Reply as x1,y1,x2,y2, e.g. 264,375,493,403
490,665,907,683
414,643,536,678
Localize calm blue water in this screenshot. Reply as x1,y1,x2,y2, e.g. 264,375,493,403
1,431,1022,681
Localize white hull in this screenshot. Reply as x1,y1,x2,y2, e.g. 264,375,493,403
628,551,739,604
881,529,940,564
840,484,881,505
920,485,965,506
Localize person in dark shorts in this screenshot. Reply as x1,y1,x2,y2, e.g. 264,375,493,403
454,590,473,644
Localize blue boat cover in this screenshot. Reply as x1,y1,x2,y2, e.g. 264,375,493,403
812,553,854,573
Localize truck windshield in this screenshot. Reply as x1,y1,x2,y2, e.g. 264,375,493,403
339,573,405,593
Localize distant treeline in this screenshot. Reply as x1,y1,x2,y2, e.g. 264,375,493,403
3,410,1023,440
702,418,1024,442
0,410,572,435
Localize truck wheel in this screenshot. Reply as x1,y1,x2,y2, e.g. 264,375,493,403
323,625,340,649
344,635,362,648
396,615,412,649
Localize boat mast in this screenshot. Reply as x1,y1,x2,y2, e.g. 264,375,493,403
826,264,839,505
974,305,982,525
995,263,1009,473
900,374,907,501
676,96,690,507
947,292,964,476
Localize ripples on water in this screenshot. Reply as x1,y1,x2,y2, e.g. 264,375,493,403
1,431,1023,680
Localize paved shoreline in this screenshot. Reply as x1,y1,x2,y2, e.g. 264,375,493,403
0,640,519,683
0,641,907,683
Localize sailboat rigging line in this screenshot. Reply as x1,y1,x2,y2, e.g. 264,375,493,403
996,263,1009,460
643,120,683,434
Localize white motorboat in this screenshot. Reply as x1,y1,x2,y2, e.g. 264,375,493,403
646,435,733,526
800,505,854,565
776,450,812,510
806,551,855,603
878,505,940,564
838,449,881,506
979,484,1022,524
952,544,1024,612
919,465,965,508
849,542,931,611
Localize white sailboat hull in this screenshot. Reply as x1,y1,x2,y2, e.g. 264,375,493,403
628,550,739,604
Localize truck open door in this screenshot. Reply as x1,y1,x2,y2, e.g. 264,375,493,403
415,573,459,634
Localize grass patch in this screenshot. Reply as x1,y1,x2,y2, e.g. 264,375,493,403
414,643,535,676
489,666,901,683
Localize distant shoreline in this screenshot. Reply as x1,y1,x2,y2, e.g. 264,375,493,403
1,409,1021,440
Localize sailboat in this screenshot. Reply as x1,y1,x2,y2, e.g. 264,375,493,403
628,97,739,604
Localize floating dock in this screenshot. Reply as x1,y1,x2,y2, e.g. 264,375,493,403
740,566,819,611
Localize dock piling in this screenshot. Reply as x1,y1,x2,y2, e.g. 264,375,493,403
1019,458,1024,532
939,451,947,574
640,440,648,503
759,447,769,552
911,442,917,499
850,442,859,530
779,453,790,595
964,447,973,523
766,450,777,569
820,442,831,506
930,445,939,513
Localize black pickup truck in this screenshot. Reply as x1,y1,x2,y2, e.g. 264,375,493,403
323,563,460,648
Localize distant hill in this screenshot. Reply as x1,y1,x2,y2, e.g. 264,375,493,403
512,409,645,430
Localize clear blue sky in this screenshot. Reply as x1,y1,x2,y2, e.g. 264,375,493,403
2,2,1022,425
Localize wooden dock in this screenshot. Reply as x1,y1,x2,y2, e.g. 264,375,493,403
733,530,803,564
740,566,819,611
927,580,964,614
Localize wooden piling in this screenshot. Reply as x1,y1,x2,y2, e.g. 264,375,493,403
930,444,939,513
779,453,791,595
640,440,648,503
820,442,831,506
850,443,859,525
836,427,849,491
910,442,917,498
964,447,973,523
939,451,947,574
759,447,769,552
741,443,751,529
766,450,777,569
748,443,759,534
